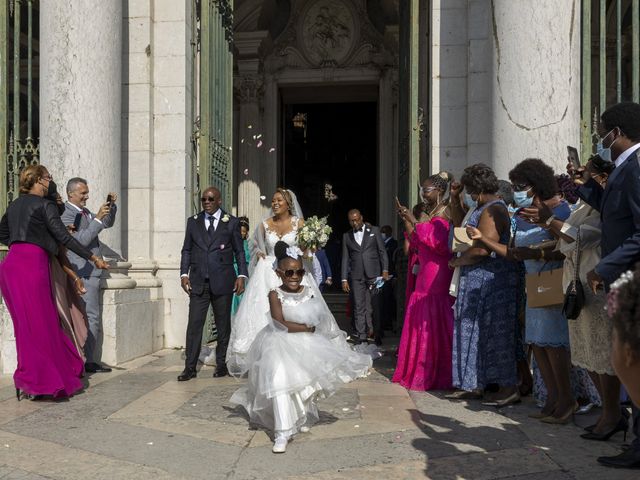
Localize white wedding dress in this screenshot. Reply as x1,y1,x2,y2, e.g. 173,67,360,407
229,286,372,438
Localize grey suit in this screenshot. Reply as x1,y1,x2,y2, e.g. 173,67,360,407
61,201,117,363
341,225,389,340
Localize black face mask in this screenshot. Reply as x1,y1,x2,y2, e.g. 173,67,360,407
44,180,64,214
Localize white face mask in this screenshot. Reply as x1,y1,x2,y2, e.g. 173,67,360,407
596,129,618,162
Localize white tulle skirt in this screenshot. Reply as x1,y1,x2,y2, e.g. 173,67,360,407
230,320,371,438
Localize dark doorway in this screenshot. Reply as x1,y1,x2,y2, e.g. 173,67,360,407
282,101,378,232
282,101,378,286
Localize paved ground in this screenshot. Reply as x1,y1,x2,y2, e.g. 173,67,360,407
0,345,637,480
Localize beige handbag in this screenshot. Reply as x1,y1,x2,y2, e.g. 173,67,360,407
525,266,564,308
451,227,473,253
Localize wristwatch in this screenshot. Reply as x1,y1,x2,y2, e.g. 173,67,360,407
544,215,556,226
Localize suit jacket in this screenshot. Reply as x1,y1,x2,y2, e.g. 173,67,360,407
341,225,389,281
578,149,640,286
180,211,249,296
61,201,117,278
384,237,399,276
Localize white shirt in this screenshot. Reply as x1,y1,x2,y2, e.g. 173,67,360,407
615,143,640,168
68,201,103,225
205,208,221,231
353,225,365,246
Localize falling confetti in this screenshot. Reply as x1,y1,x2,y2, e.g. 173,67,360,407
257,141,263,148
260,195,266,200
247,124,253,129
256,134,262,139
269,147,276,153
342,408,349,412
354,425,360,428
243,169,249,175
252,135,257,140
147,442,154,445
241,138,245,143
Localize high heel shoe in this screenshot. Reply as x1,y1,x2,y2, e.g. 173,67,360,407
16,388,20,401
580,417,629,442
540,402,578,425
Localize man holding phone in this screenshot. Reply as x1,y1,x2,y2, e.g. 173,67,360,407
61,177,118,374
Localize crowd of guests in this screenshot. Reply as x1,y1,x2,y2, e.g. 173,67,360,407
389,101,640,469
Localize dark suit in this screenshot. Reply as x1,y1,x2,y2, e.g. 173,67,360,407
341,225,389,340
382,236,399,331
578,147,640,454
180,210,248,371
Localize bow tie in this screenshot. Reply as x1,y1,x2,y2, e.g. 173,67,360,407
354,227,364,233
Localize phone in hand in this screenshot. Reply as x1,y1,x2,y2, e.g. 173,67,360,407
106,194,113,206
567,146,580,168
394,196,402,209
73,213,82,231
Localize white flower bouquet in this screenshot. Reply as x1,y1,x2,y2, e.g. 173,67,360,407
297,215,332,251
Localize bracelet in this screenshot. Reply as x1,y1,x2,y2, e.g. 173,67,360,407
545,215,556,226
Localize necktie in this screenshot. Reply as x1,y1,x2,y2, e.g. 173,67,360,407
208,215,216,237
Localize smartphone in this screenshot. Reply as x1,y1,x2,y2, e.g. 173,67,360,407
567,146,580,168
72,213,82,231
106,194,113,205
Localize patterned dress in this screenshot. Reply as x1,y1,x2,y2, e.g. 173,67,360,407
452,200,519,391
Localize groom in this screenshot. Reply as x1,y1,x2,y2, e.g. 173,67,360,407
179,187,247,380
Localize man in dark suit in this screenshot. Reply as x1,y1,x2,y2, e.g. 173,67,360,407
179,187,248,380
341,209,388,345
380,225,398,332
572,102,640,469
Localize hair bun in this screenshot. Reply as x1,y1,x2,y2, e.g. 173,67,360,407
274,241,289,262
438,171,451,182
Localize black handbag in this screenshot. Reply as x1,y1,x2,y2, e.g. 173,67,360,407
563,229,585,319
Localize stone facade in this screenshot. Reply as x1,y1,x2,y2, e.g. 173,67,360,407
0,0,582,373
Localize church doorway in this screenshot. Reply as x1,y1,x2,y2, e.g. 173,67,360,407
282,96,378,282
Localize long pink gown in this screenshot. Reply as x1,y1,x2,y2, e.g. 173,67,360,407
393,217,454,390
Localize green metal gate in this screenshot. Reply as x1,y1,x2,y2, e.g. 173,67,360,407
581,0,640,158
198,0,234,210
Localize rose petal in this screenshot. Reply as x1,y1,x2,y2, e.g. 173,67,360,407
243,169,249,175
260,195,266,200
269,147,276,153
257,141,263,148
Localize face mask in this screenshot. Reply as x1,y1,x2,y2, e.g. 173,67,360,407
381,233,388,240
463,192,477,209
507,205,518,215
45,180,58,200
513,189,533,208
596,129,617,162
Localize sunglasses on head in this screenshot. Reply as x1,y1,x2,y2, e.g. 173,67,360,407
201,196,216,202
279,268,305,278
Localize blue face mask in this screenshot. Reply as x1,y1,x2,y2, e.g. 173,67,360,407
463,192,477,209
513,189,533,208
596,129,617,162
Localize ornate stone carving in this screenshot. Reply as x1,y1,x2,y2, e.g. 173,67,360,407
300,1,356,66
234,75,264,103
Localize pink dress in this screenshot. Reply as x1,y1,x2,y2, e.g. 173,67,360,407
404,232,419,310
393,217,454,390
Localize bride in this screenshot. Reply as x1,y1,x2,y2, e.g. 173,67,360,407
227,188,341,375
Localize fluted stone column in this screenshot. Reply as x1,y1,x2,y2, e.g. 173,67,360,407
40,0,123,255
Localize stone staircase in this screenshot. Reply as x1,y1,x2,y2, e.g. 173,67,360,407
323,292,350,332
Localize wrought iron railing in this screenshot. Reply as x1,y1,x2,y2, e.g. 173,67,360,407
581,0,640,159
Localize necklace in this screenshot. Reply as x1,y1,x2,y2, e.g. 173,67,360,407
425,202,447,220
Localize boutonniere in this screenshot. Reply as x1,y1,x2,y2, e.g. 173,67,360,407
193,214,198,220
221,214,230,223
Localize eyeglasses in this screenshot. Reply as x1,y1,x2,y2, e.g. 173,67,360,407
279,268,305,278
423,187,437,193
511,183,530,192
201,196,216,202
42,175,53,181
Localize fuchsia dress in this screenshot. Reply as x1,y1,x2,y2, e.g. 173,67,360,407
393,217,454,390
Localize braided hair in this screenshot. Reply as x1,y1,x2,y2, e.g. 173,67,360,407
610,267,640,354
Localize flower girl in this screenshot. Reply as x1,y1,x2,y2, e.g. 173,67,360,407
230,241,372,453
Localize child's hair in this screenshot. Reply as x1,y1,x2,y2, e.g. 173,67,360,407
239,216,250,230
611,266,640,354
274,240,301,266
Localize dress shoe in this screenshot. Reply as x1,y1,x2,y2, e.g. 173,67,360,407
85,362,112,373
445,390,482,400
272,436,288,453
177,369,197,381
540,402,578,425
482,391,521,408
213,366,229,378
580,417,628,442
597,446,640,469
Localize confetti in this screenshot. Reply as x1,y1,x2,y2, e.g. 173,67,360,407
260,195,266,200
256,134,262,139
257,141,263,148
252,135,257,140
342,408,350,412
147,442,154,445
354,425,360,428
191,403,197,407
269,147,276,153
247,124,253,129
241,138,245,143
243,169,249,175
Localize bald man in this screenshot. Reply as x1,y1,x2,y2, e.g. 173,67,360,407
179,187,248,380
341,209,389,345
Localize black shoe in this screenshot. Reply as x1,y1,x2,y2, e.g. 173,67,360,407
177,369,197,381
584,423,596,432
213,366,229,378
85,362,112,373
597,447,640,469
581,417,629,442
347,336,363,345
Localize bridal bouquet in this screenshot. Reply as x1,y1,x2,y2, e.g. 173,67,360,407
297,215,332,251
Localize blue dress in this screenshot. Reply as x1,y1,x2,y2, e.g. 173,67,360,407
514,202,571,348
452,200,519,391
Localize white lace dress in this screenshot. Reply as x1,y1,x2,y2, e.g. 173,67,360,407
229,286,372,438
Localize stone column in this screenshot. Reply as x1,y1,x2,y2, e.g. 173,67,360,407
235,31,269,231
40,0,123,255
489,0,580,177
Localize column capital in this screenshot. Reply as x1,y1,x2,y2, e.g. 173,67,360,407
234,74,264,103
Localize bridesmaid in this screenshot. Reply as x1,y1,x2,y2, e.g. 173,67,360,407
0,165,108,400
392,172,455,390
231,216,251,316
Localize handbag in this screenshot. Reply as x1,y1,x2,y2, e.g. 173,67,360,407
451,227,473,253
562,228,585,319
525,263,564,308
